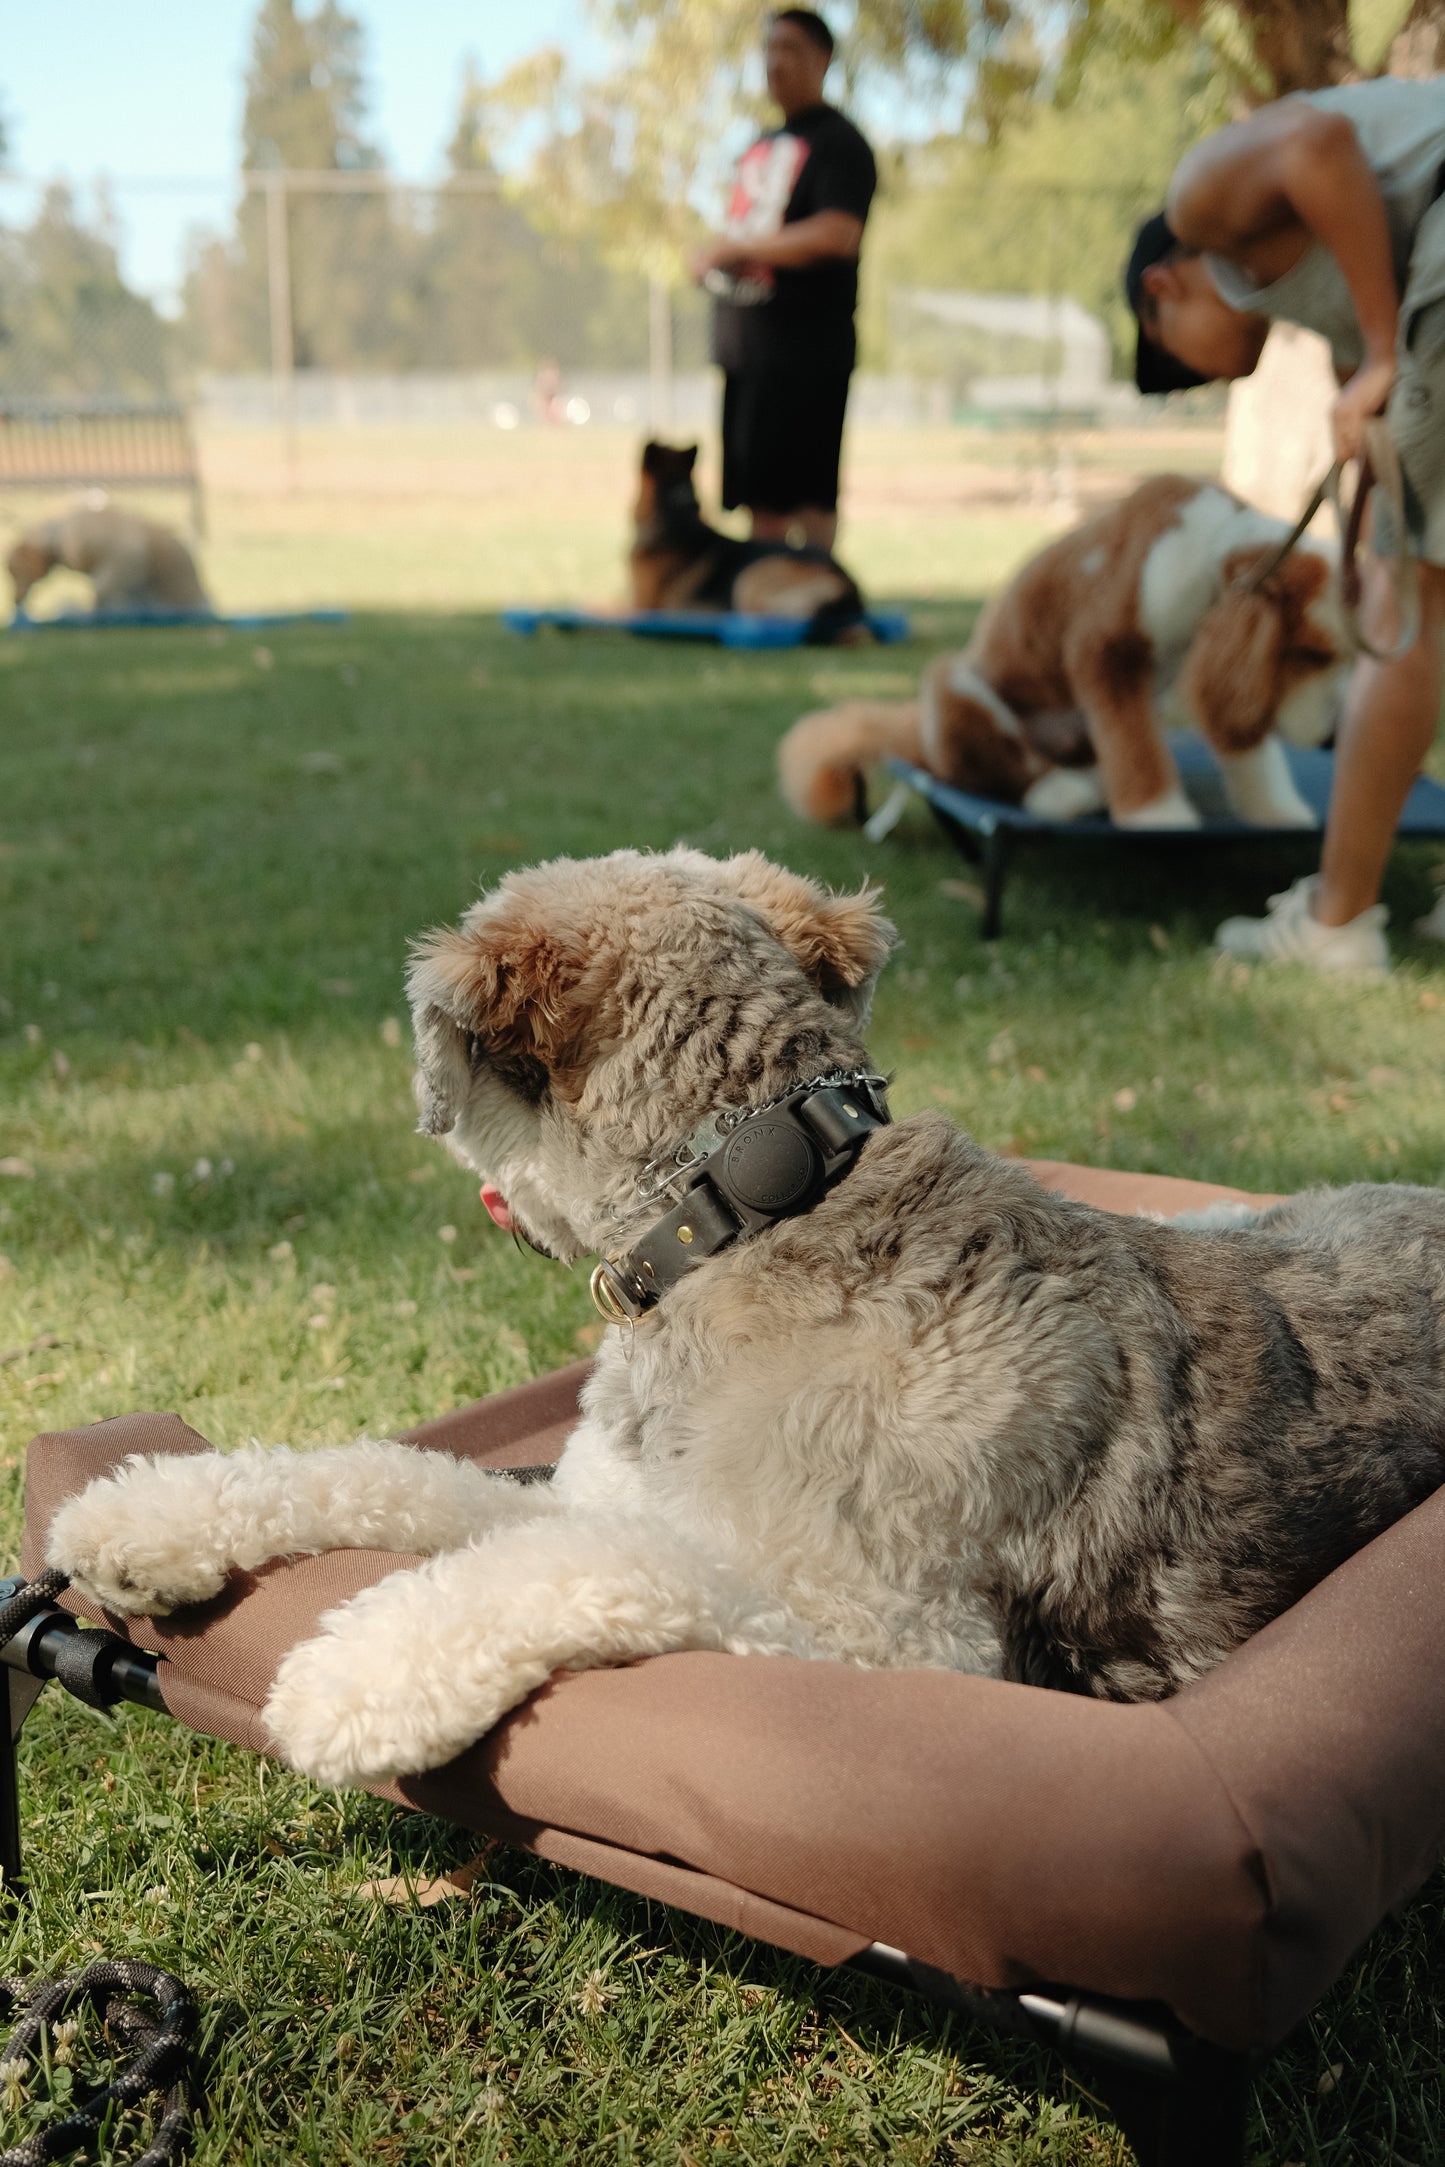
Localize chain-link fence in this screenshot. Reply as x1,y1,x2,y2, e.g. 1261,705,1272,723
0,170,1217,518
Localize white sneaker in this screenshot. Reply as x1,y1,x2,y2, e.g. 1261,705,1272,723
1416,889,1445,942
1214,875,1390,977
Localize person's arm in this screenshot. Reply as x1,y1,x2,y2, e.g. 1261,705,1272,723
1167,102,1399,460
692,209,863,282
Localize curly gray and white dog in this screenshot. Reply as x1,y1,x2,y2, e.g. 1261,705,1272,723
49,849,1445,1788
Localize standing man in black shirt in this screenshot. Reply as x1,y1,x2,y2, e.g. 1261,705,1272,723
691,9,876,551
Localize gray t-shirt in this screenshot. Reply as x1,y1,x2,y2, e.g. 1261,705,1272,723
1204,77,1445,372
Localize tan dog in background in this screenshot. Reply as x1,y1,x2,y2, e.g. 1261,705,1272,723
8,497,211,615
780,475,1349,832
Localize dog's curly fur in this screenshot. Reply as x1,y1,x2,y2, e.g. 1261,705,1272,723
49,849,1445,1787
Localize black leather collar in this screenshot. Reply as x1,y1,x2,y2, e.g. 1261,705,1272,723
590,1076,890,1325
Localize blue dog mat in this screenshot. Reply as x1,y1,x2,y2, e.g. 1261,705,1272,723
883,736,1445,939
9,608,349,633
502,605,910,649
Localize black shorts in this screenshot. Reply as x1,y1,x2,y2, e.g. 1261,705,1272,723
720,369,852,515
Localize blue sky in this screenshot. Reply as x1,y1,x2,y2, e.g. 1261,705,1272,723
2,0,601,307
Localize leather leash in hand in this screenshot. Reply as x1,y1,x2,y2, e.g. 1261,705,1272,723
1237,415,1420,664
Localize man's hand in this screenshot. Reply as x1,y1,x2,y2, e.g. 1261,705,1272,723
1332,354,1397,465
691,237,744,283
692,210,864,285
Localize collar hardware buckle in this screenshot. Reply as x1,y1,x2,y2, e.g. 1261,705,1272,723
590,1076,890,1329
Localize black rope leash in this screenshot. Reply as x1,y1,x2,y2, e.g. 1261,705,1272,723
0,1964,192,2167
0,1570,196,2167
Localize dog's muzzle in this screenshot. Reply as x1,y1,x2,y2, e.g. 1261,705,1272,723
590,1078,890,1326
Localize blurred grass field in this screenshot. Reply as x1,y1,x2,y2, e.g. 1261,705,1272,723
2,427,1445,2164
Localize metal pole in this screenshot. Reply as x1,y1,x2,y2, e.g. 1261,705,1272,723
264,171,297,491
648,276,673,434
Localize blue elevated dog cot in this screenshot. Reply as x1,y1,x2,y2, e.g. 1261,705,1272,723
884,737,1445,940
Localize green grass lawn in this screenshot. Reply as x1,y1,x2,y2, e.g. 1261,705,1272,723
3,592,1445,2164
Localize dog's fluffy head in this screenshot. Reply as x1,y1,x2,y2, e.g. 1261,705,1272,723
1180,545,1348,754
406,848,896,1262
8,535,54,605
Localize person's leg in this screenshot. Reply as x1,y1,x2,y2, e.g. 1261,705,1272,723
742,373,850,552
1215,557,1445,972
749,506,837,548
1312,557,1445,924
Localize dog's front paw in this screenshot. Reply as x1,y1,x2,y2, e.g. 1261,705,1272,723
46,1478,229,1616
264,1576,536,1788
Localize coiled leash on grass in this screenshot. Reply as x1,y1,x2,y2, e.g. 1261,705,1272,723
0,1570,196,2167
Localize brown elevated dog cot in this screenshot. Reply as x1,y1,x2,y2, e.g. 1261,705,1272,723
11,1161,1445,2167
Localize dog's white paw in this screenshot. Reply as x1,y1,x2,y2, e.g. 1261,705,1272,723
47,1482,228,1616
263,1589,527,1788
1114,787,1201,831
1217,740,1318,829
1022,766,1105,822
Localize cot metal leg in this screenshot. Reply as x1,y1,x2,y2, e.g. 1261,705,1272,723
979,825,1012,941
0,1574,167,1897
0,1667,47,1895
852,1949,1250,2167
1089,2053,1248,2167
925,802,985,868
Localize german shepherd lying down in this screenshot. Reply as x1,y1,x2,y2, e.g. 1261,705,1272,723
631,441,867,642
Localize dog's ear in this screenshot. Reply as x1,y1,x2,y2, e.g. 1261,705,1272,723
1178,568,1287,755
406,903,593,1131
722,852,897,1010
641,441,665,475
682,444,699,473
1273,549,1342,662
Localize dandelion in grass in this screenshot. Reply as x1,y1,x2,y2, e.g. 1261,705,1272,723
151,1172,175,1198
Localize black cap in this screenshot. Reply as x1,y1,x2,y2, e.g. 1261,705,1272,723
1125,211,1212,396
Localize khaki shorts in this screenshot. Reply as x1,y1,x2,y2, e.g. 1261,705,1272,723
1375,189,1445,566
1373,296,1445,565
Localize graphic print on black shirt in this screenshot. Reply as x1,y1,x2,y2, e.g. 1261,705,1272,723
710,103,877,377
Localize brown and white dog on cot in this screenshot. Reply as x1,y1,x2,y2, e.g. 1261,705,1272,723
631,441,867,641
8,498,211,616
779,474,1349,831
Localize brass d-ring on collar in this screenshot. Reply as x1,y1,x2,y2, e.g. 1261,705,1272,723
589,1261,636,1328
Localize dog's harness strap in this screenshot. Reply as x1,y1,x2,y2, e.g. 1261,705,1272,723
592,1079,890,1324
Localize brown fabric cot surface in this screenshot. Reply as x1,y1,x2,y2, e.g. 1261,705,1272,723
21,1160,1445,2054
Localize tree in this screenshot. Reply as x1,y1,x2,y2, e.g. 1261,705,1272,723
861,42,1214,377
0,184,173,397
181,0,404,373
503,0,1445,302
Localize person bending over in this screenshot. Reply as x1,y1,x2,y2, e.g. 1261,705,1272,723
691,9,876,553
1128,75,1445,974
